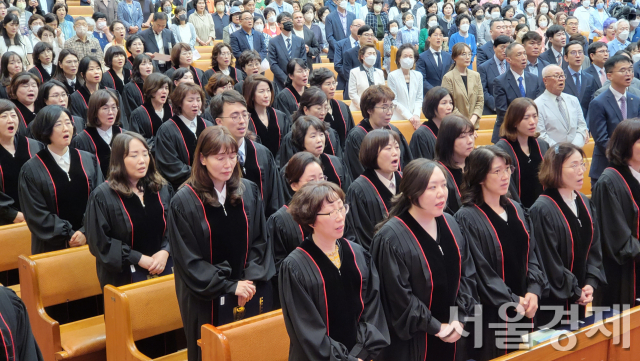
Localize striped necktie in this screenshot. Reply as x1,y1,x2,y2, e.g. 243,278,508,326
286,37,292,57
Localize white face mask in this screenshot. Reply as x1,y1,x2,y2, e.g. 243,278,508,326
491,11,500,19
633,53,640,63
632,19,640,27
619,30,630,40
526,6,535,14
254,24,264,31
304,13,314,22
538,20,548,28
405,19,414,28
339,0,348,9
460,23,469,32
510,1,518,7
428,20,438,28
400,57,414,69
540,6,548,14
268,15,276,23
75,26,87,36
582,0,589,6
389,26,398,34
364,54,376,66
373,4,382,11
97,21,106,29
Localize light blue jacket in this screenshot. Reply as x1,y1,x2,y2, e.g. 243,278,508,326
588,8,610,39
117,0,143,36
170,23,197,50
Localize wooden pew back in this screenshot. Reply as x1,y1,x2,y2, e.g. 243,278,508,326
200,310,289,361
104,275,184,361
0,223,30,273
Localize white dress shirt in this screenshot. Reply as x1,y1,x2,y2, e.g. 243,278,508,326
498,210,508,221
430,46,442,67
42,63,53,75
375,169,396,194
97,126,113,146
154,31,166,65
610,86,627,115
511,68,526,93
238,138,246,164
48,146,70,174
561,190,578,216
156,108,164,119
552,47,564,64
349,34,357,48
216,183,227,204
179,115,197,134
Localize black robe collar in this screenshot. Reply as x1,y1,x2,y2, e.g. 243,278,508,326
83,126,123,176
141,101,173,136
358,118,391,134
170,114,207,163
174,65,203,87
33,63,56,83
360,168,401,213
249,107,281,156
611,164,640,217
320,153,342,189
424,119,439,138
12,99,36,128
213,65,240,82
107,68,131,95
241,138,262,196
284,84,301,105
327,99,348,145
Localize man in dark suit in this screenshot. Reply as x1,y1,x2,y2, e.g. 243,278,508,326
325,1,355,62
230,10,268,60
479,35,512,115
476,18,505,66
139,12,176,73
334,19,363,94
268,11,307,91
416,25,452,95
589,55,640,184
292,10,320,70
586,41,609,89
492,42,544,143
540,24,567,68
563,40,597,119
340,25,381,100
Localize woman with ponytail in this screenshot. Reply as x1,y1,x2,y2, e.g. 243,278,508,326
371,158,477,361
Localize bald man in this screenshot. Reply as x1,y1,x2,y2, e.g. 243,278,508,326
534,64,589,147
335,18,366,97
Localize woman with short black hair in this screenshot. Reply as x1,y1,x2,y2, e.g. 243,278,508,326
124,34,146,70
129,73,173,152
410,86,454,160
170,67,194,92
36,79,85,134
19,104,103,254
122,54,155,118
273,58,309,115
309,67,354,149
28,41,55,83
233,49,261,93
52,49,81,95
0,51,23,99
8,71,39,135
0,14,33,68
101,46,131,96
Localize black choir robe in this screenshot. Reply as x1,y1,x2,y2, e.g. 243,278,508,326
0,191,17,225
18,148,103,254
68,85,129,130
280,153,351,203
165,66,206,88
167,179,274,361
247,107,291,161
71,126,124,178
344,119,413,179
84,182,174,289
410,120,438,159
592,165,640,308
122,81,144,118
28,64,56,83
128,102,174,152
273,84,303,115
530,189,606,326
125,56,134,71
12,100,36,135
154,115,213,190
371,212,478,361
326,99,355,149
495,137,549,206
455,201,548,361
100,68,132,96
345,168,402,250
279,237,390,361
440,162,463,215
0,86,8,100
202,66,244,88
240,138,285,218
0,287,43,361
0,136,45,217
277,128,344,167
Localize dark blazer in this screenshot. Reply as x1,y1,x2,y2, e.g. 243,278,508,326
229,28,268,60
526,58,550,89
563,68,597,119
341,45,381,100
634,60,640,81
478,56,508,115
586,64,605,88
588,89,640,180
334,37,353,92
325,10,355,61
415,48,452,95
491,70,543,143
476,40,494,67
301,27,321,70
267,33,307,91
139,28,176,72
539,48,566,68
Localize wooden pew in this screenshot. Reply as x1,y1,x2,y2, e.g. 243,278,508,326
68,6,93,16
479,116,496,131
0,223,31,298
353,111,363,124
491,305,640,361
193,60,210,71
104,275,185,361
265,68,274,81
314,62,337,78
334,90,343,100
199,310,289,361
19,246,105,361
475,130,493,147
390,46,398,72
583,140,594,159
391,120,416,144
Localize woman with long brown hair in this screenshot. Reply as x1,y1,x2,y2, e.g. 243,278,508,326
164,42,206,88
455,146,548,361
168,125,273,361
85,131,173,289
371,158,477,361
203,42,244,86
441,42,483,129
129,73,174,152
495,97,549,207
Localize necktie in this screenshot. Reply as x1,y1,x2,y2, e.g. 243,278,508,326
239,148,245,165
518,76,525,97
620,95,627,119
557,96,570,127
286,38,292,57
574,73,581,93
435,51,442,72
354,40,359,47
556,53,562,65
599,69,606,85
499,61,505,74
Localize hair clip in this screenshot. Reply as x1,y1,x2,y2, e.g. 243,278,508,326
554,144,560,154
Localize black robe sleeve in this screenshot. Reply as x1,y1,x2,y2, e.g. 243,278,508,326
255,142,286,218
273,91,298,115
122,83,143,119
581,196,606,289
277,132,297,169
72,116,86,136
68,92,87,120
0,190,18,225
242,181,275,281
128,107,155,149
409,127,436,160
344,178,386,250
155,123,192,189
327,128,343,159
344,129,365,179
0,287,44,361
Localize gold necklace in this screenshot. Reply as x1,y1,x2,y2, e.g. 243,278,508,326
325,243,341,269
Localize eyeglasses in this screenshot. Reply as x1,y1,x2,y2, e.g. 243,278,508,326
360,33,375,38
317,204,350,220
460,52,472,58
569,50,583,56
246,61,261,68
545,74,566,79
48,91,68,99
490,165,515,177
596,49,609,55
611,68,634,75
375,104,397,113
323,81,337,87
219,111,250,123
219,51,231,57
100,105,118,114
563,161,588,171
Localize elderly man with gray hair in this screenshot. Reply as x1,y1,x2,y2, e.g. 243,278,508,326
607,19,631,54
534,64,589,147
